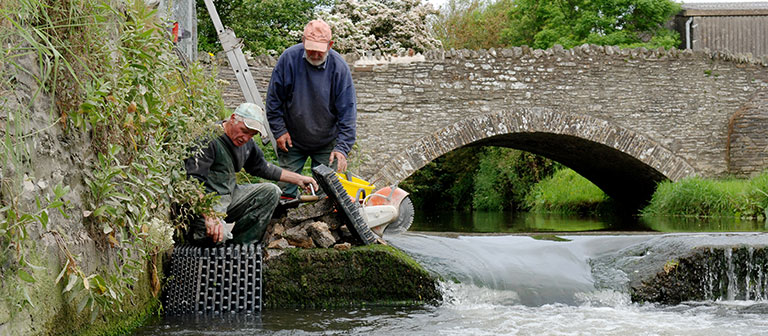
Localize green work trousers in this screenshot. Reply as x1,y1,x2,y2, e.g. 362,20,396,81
277,141,337,198
187,183,281,247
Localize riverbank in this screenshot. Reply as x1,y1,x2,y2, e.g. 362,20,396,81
521,169,768,220
642,172,768,219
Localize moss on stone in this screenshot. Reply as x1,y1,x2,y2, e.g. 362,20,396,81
39,257,164,336
631,246,768,304
264,245,441,308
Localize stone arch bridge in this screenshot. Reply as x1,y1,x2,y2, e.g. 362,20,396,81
219,45,768,209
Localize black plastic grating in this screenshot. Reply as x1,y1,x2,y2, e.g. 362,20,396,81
163,244,262,315
312,164,377,245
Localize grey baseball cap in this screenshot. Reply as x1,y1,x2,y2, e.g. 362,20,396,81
233,102,268,136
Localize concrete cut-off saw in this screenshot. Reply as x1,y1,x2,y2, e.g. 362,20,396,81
312,165,414,245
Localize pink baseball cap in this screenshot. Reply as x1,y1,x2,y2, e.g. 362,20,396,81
303,20,332,52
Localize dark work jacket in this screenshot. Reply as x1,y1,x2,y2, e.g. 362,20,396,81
184,124,282,195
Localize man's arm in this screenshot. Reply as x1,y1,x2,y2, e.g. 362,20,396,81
329,66,357,172
278,169,318,194
184,138,225,243
332,61,356,155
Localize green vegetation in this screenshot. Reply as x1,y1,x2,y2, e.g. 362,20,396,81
196,0,331,54
433,0,681,50
641,173,768,219
1,0,224,330
402,147,559,211
524,168,610,215
402,147,616,215
432,0,514,50
473,147,559,211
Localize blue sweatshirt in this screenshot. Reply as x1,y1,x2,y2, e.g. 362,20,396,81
266,43,357,155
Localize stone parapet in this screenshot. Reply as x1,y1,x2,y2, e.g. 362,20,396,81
215,46,768,206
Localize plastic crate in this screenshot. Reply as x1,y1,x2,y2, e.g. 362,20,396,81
163,244,262,314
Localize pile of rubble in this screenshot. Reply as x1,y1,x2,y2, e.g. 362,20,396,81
262,198,383,257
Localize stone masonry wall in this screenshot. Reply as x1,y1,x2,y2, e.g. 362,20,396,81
216,46,768,184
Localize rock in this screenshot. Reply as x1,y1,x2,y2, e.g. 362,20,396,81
263,245,442,308
307,221,336,248
271,221,286,236
267,238,291,249
318,213,343,230
282,222,315,248
333,242,351,251
263,219,286,245
339,224,352,238
286,198,335,224
265,248,286,260
331,230,341,242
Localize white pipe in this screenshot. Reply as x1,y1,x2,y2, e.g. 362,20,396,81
685,17,693,50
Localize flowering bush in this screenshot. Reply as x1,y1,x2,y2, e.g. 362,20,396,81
320,0,442,55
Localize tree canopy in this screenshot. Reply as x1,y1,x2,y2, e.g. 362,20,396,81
197,0,331,55
197,0,441,55
433,0,682,50
501,0,681,49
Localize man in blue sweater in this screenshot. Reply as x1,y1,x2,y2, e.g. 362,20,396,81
266,19,357,199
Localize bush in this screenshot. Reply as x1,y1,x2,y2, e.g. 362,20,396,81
525,168,609,215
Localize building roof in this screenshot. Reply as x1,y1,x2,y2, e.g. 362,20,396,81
680,2,768,16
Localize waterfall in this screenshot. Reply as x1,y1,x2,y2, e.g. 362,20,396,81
701,247,768,301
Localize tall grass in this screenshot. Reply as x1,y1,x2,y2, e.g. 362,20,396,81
1,0,226,320
642,172,768,219
525,168,610,215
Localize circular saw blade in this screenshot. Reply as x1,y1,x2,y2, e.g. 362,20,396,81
383,196,414,235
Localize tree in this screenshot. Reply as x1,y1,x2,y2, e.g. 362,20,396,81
500,0,681,49
431,0,681,50
432,0,514,50
197,0,331,55
321,0,442,54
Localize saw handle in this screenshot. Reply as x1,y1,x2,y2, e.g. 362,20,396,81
299,184,319,202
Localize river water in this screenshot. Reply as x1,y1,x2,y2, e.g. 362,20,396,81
135,213,768,335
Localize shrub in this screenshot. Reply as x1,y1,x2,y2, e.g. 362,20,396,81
525,168,609,215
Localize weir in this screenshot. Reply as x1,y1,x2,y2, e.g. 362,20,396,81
389,233,768,306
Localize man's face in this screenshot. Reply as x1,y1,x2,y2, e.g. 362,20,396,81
226,116,260,147
305,49,328,66
303,38,333,66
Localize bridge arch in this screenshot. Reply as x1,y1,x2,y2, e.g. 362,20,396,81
371,107,696,209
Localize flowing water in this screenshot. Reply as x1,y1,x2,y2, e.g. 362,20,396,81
135,214,768,335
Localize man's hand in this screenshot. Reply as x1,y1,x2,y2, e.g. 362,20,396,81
276,133,292,152
204,215,224,243
329,150,347,172
297,175,319,194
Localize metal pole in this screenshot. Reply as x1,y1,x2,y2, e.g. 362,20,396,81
202,0,278,155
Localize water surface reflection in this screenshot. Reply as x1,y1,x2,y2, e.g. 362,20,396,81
411,211,768,233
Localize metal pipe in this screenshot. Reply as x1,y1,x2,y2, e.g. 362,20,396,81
685,17,694,50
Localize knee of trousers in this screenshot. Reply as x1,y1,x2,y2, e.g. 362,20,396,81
266,184,281,205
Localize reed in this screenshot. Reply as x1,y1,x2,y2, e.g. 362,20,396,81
642,172,768,219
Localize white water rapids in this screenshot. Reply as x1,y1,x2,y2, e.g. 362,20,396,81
136,232,768,335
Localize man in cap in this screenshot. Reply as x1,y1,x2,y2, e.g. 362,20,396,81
184,102,318,246
266,19,357,199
